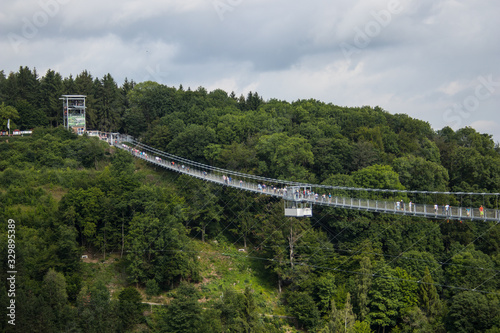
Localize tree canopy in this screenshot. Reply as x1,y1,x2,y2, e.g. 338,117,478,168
1,66,500,332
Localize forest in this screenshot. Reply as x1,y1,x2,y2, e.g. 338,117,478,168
1,66,500,332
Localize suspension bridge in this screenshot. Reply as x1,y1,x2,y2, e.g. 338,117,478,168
91,132,500,222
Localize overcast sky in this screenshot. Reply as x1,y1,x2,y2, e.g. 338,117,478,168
1,0,499,142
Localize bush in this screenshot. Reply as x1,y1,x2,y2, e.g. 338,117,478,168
286,291,320,330
146,279,161,297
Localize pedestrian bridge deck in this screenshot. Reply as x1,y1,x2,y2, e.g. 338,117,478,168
111,136,500,222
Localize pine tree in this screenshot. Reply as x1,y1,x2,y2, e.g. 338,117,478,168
75,70,97,129
39,69,63,127
419,266,441,318
356,257,372,321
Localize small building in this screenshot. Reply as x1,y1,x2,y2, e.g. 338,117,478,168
284,186,313,217
284,200,313,217
60,95,86,135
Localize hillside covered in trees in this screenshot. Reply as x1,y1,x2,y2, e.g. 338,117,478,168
1,66,500,332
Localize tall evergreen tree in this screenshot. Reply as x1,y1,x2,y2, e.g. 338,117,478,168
16,66,40,107
419,266,441,317
16,99,48,129
118,287,142,332
0,69,6,102
3,71,19,106
63,74,78,94
75,70,97,129
356,257,373,322
39,69,63,127
160,282,202,332
93,74,122,132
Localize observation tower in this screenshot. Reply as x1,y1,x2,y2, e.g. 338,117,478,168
61,95,86,135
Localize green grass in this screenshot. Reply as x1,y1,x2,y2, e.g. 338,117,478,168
133,157,182,191
194,240,284,315
80,253,129,300
76,238,287,315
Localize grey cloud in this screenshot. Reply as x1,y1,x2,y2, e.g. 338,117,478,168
0,0,499,141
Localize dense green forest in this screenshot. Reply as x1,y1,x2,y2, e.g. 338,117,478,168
1,66,500,332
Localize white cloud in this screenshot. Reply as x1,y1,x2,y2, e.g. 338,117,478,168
470,120,499,133
438,80,470,96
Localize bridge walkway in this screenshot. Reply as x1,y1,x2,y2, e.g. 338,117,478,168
109,138,500,222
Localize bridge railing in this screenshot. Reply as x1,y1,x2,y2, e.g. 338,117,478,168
105,134,500,222
316,196,499,221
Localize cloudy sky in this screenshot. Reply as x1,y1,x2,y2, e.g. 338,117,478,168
1,0,499,142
